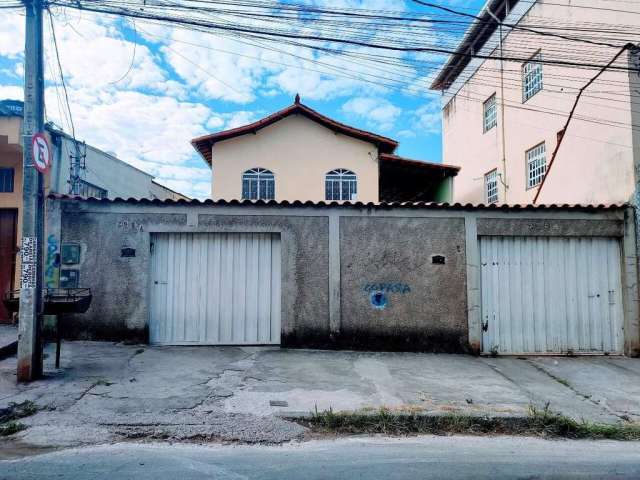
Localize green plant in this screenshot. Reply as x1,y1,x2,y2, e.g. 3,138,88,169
0,421,26,437
0,400,37,423
299,404,640,441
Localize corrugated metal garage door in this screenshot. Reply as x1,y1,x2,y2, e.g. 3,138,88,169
149,233,281,345
480,236,623,355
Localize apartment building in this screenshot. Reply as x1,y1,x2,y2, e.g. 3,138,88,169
430,0,640,205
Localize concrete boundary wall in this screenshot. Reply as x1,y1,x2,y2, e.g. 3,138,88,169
47,198,640,356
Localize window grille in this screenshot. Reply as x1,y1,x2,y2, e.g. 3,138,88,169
526,142,546,188
242,168,275,200
483,94,497,132
485,169,498,204
325,169,357,201
523,52,543,102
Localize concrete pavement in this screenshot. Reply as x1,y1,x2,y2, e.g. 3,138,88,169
3,436,640,479
0,325,17,360
0,342,639,450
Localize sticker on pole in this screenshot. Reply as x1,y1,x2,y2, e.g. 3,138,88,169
31,132,51,173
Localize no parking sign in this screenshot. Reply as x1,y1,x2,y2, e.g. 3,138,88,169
31,132,51,173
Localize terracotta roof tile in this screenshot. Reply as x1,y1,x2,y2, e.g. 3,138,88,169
191,101,398,164
48,193,628,212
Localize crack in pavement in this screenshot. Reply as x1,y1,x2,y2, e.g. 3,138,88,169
525,359,630,422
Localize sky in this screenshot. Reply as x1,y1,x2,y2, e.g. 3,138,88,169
0,0,485,199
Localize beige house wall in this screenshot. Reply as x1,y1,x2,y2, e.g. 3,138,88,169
211,114,380,203
441,0,638,205
0,117,24,291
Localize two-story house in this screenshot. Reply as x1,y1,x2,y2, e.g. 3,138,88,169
430,0,640,205
0,99,187,323
191,96,459,204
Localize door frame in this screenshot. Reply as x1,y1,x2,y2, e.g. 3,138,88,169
0,208,18,323
148,231,283,346
478,235,625,356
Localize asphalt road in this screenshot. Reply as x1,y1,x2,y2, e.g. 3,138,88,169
2,436,640,479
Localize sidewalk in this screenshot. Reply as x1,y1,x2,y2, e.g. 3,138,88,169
0,325,17,360
0,341,639,450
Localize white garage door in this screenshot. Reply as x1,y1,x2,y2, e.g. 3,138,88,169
480,236,623,355
149,233,281,345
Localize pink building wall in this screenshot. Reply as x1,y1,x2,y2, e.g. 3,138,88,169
439,0,638,205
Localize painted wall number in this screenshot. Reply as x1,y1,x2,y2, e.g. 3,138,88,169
117,220,144,233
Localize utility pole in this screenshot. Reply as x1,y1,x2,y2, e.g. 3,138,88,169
17,0,45,381
69,141,85,195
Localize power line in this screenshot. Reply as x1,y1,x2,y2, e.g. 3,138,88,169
108,18,137,85
46,0,640,72
47,7,76,141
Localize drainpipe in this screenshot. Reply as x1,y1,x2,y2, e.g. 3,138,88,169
487,5,509,202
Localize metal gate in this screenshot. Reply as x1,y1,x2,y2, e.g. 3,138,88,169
149,233,281,345
480,236,624,355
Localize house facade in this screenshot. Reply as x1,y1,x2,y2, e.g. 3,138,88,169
0,99,186,323
192,96,459,204
430,0,640,205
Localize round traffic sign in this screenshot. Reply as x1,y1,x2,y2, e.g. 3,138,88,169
31,132,52,173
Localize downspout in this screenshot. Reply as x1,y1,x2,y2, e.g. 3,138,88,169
487,4,509,202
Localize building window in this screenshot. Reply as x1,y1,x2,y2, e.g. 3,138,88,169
523,52,543,102
325,169,357,201
483,94,497,132
0,168,14,193
78,180,108,199
485,169,498,204
242,168,275,200
526,142,546,188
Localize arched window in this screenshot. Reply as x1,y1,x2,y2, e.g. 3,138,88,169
325,169,357,201
242,168,275,200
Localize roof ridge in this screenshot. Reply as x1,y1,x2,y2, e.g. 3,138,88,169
191,100,398,164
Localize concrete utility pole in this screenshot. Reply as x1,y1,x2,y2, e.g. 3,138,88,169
17,0,45,381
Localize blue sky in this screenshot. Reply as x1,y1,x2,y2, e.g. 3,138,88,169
0,0,485,198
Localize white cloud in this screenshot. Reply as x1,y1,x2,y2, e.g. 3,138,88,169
56,90,213,164
222,110,259,129
0,84,22,100
0,0,448,200
342,97,402,131
0,12,24,58
397,129,416,138
43,14,167,93
411,100,441,135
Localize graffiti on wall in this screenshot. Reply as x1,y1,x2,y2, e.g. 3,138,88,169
362,282,411,310
45,234,60,288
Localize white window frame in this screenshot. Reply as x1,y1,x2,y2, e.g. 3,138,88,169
325,169,357,201
522,51,543,102
485,169,499,204
242,168,275,200
483,94,497,133
526,142,546,189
